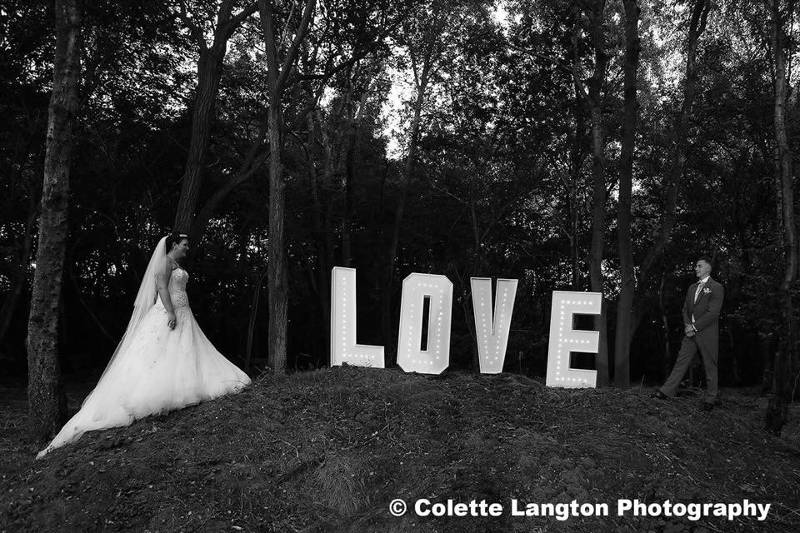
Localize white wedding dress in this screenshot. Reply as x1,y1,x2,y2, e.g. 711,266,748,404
37,264,251,458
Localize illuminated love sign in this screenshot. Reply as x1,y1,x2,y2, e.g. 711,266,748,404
329,267,600,388
330,267,385,368
471,277,517,374
546,291,602,388
396,273,453,374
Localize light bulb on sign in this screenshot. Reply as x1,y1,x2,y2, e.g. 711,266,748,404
330,267,384,368
545,290,601,388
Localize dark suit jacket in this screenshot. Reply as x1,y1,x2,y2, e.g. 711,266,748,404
682,277,724,339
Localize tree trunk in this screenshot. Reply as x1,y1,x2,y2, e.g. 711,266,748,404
258,0,316,374
382,86,425,367
658,273,671,377
173,48,225,233
27,0,81,441
266,91,288,375
173,2,259,234
569,83,587,291
629,0,710,341
766,0,798,434
760,333,775,394
575,2,610,385
382,39,436,366
245,268,268,372
614,0,641,388
304,114,332,364
342,119,357,268
340,84,370,268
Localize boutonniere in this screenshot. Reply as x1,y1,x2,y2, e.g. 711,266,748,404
702,287,711,294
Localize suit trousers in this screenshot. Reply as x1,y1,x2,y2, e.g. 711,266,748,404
659,333,718,401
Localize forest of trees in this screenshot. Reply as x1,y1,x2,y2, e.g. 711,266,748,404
2,0,799,437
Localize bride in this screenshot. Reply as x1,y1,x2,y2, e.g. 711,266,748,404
36,234,251,458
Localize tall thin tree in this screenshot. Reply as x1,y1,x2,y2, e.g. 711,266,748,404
382,7,445,366
27,0,82,440
766,0,798,434
258,0,317,374
573,0,610,385
173,1,258,235
630,0,711,347
614,0,641,387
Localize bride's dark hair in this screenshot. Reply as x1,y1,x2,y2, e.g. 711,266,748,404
165,232,189,252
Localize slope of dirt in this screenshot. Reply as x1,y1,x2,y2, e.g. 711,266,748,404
1,366,799,532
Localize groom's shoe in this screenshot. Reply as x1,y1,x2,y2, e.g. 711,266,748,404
651,390,669,400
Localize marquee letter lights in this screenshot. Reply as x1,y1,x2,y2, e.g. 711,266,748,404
396,273,453,374
470,277,518,374
330,266,384,368
546,291,602,388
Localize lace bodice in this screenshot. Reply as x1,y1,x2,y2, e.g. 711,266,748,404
155,267,189,310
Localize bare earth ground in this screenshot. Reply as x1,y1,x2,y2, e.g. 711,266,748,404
1,366,799,532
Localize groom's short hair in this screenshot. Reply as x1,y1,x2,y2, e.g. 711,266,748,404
698,255,713,269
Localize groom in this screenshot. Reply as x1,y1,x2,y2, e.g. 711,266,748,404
653,256,724,410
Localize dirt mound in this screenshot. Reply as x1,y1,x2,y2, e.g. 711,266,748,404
2,366,799,532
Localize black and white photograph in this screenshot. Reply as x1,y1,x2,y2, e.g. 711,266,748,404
1,0,799,531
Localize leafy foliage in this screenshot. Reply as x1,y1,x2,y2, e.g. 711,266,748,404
0,0,796,390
